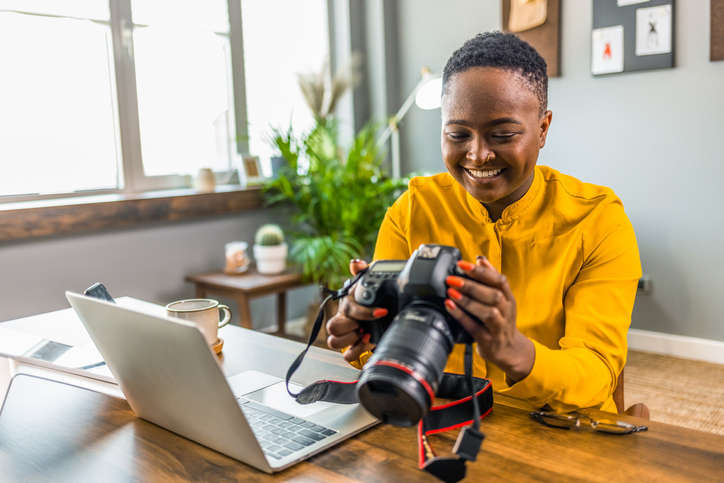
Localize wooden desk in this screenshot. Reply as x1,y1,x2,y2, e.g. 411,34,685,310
186,268,305,333
2,326,724,482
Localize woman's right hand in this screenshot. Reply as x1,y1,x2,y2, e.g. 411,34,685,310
326,259,389,363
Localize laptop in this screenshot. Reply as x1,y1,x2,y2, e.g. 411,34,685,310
65,291,378,473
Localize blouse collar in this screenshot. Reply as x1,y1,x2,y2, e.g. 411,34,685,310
464,167,542,224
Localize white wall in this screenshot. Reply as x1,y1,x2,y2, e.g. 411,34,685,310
0,211,316,327
397,0,501,175
546,1,724,341
396,1,724,342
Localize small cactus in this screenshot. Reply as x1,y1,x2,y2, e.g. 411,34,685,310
255,224,284,246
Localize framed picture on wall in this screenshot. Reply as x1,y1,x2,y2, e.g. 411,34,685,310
242,156,264,184
502,0,562,77
713,0,724,61
592,0,675,76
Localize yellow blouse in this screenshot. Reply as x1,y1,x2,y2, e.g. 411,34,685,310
360,165,641,413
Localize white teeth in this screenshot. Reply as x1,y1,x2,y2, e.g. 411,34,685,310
467,168,502,179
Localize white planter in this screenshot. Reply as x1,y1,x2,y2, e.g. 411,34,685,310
253,243,288,274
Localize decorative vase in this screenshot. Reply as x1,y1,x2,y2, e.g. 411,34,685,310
193,168,216,193
253,243,288,274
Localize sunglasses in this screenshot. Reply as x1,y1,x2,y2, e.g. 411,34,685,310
531,411,648,435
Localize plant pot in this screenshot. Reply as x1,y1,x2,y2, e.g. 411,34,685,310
253,243,288,274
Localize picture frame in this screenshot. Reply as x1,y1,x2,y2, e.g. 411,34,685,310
502,0,561,77
713,0,724,61
241,155,264,184
591,0,675,76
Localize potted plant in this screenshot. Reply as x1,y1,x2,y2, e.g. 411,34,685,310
253,224,288,275
262,62,408,341
266,123,406,289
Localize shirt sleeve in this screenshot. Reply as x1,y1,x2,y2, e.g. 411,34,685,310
498,200,642,413
373,192,413,261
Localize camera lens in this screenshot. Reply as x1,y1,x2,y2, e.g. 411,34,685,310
356,305,455,426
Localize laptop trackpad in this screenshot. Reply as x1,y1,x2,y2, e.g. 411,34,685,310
244,381,336,419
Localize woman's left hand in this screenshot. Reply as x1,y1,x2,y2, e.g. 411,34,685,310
444,256,535,382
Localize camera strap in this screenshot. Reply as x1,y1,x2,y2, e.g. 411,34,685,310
285,283,493,483
284,272,366,403
418,344,490,483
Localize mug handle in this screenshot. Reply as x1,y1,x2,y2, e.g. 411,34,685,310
218,304,232,328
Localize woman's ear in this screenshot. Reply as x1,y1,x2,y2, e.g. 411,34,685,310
539,110,553,148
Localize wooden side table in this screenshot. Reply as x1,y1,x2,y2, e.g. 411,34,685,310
185,268,304,334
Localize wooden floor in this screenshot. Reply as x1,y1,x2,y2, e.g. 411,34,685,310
625,350,724,435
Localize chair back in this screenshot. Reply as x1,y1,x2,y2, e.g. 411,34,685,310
613,370,625,413
613,368,650,419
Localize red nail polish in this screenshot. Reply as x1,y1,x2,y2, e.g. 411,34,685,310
445,299,457,311
447,288,462,301
362,333,371,343
373,308,388,318
446,276,464,288
457,261,475,271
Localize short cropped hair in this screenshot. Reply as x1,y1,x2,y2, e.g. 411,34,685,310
442,31,548,115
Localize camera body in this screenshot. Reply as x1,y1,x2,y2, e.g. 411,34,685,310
352,244,476,426
354,244,473,345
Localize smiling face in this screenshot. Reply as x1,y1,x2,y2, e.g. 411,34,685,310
441,67,552,219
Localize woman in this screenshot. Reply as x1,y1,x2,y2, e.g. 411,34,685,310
327,32,641,414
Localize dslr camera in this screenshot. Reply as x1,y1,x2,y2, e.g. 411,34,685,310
352,244,476,426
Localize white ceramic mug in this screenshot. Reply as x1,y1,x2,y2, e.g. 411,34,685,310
166,299,231,345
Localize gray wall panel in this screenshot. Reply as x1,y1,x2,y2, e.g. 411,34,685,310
0,212,316,329
393,1,724,342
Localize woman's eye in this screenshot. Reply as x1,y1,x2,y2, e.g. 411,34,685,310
446,133,469,141
492,134,515,142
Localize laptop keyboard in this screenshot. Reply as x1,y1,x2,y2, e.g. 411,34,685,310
237,397,338,460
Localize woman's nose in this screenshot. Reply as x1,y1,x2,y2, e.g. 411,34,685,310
466,139,493,165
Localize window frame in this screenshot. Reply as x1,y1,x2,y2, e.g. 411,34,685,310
112,0,242,194
0,0,250,204
0,0,340,245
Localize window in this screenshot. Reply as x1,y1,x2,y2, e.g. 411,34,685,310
0,3,119,197
131,0,234,180
0,0,329,201
241,0,329,177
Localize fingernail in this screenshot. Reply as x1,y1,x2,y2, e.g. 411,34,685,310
350,259,362,264
476,255,487,261
444,299,457,311
373,308,388,318
362,333,371,343
457,261,475,271
446,276,464,288
447,288,463,301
